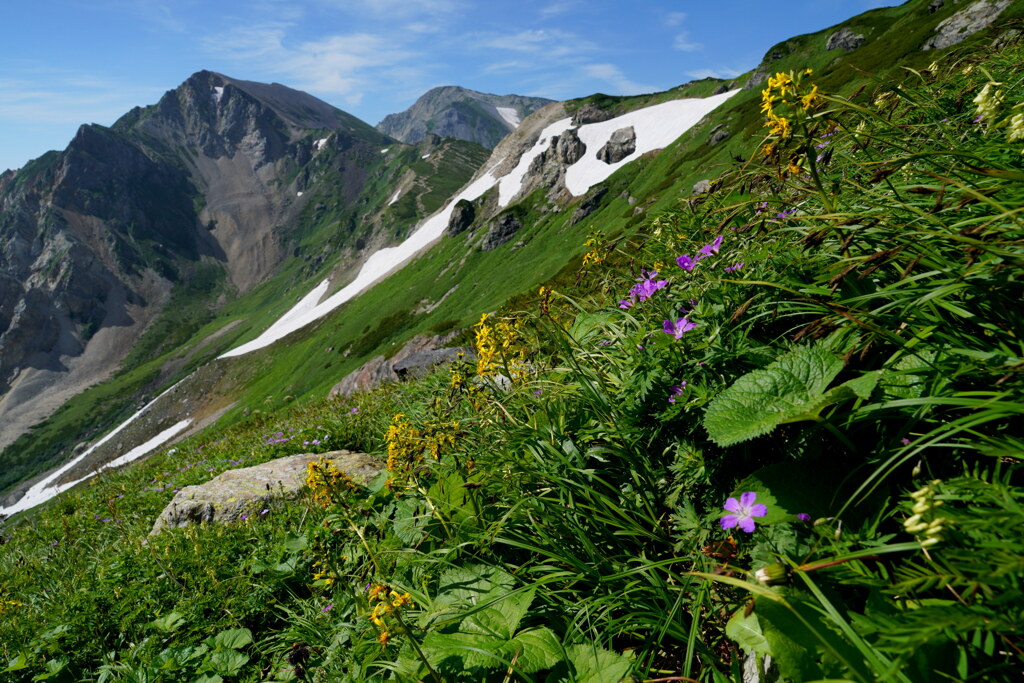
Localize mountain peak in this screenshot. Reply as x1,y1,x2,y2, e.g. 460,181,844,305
377,85,553,149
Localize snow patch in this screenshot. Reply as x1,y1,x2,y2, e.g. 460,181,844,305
388,189,402,206
220,166,500,359
381,148,390,154
422,153,431,159
212,86,224,104
0,382,191,517
297,191,304,197
314,137,328,151
496,106,521,128
564,90,739,196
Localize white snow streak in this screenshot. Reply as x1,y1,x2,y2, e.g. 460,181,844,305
497,117,574,206
381,148,390,154
314,137,328,151
388,189,402,206
496,106,521,128
0,381,192,517
421,153,431,159
212,86,224,104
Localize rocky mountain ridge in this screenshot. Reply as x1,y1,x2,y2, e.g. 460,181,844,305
376,85,553,149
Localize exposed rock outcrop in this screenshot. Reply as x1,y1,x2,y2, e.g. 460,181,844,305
329,332,472,398
149,450,381,534
446,199,476,236
572,104,613,126
923,0,1011,50
708,124,731,146
570,187,608,226
827,28,866,51
482,213,524,251
555,129,587,165
597,127,637,164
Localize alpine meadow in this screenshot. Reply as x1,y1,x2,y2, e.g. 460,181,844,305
1,1,1023,681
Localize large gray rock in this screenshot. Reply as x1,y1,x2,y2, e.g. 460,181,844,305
329,331,466,397
826,28,866,51
923,0,1011,50
393,347,473,379
150,450,382,534
482,213,524,251
446,199,476,236
572,104,613,126
555,129,587,165
597,127,637,164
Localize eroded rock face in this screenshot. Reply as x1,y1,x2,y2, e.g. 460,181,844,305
482,213,524,251
329,331,469,398
149,450,381,534
923,0,1011,50
827,28,866,51
571,104,613,126
555,129,587,165
597,127,637,164
446,199,476,236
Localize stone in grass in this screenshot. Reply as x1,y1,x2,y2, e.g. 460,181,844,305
149,450,382,535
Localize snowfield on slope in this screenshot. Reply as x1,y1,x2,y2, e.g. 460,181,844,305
223,89,738,359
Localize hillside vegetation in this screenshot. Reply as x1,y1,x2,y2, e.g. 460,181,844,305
1,15,1022,681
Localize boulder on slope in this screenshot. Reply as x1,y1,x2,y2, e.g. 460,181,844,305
149,450,381,534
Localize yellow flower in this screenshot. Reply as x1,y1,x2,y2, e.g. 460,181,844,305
378,630,392,646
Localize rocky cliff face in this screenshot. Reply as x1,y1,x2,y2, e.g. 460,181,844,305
0,71,400,452
377,86,552,149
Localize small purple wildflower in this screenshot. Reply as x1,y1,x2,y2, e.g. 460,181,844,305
261,508,270,515
668,382,686,403
322,604,333,612
618,298,634,309
724,262,745,273
349,407,359,415
720,492,768,533
754,201,769,214
240,514,249,521
901,438,911,445
663,317,697,339
676,254,697,272
698,235,723,258
533,388,543,397
776,208,797,220
797,513,811,523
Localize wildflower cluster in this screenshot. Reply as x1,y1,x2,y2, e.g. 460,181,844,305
761,69,821,146
384,414,460,491
618,269,667,309
903,480,946,548
581,228,607,266
306,457,360,508
367,584,414,646
474,312,529,381
971,77,1024,154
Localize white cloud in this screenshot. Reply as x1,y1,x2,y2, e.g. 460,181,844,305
582,63,658,96
474,28,597,59
539,1,579,19
673,32,702,52
202,24,422,104
665,11,687,27
0,74,163,126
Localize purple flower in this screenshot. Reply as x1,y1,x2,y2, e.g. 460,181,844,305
720,492,768,533
240,514,249,521
533,388,543,397
797,513,811,523
348,407,359,415
901,438,911,445
630,277,668,302
663,317,697,339
754,201,769,215
261,508,270,515
724,262,745,273
698,235,723,258
775,208,797,221
618,298,634,309
676,254,697,272
668,382,687,403
322,604,333,612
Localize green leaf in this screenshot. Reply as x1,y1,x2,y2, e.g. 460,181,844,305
150,611,186,634
3,654,30,672
704,344,876,446
500,626,562,674
282,532,307,555
207,627,253,651
393,497,428,545
192,674,223,683
725,610,771,656
565,644,632,683
206,649,248,677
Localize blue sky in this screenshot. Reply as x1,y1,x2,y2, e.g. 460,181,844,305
1,0,895,171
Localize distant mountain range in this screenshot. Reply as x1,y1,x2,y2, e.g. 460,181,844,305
377,86,553,148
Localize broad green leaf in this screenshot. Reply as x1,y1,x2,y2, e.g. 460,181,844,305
282,532,307,554
725,611,771,656
208,627,253,651
206,649,248,676
704,344,877,446
566,644,632,683
150,611,185,634
4,654,30,672
499,626,562,674
192,674,223,683
393,497,428,545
